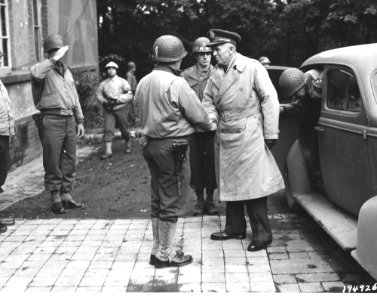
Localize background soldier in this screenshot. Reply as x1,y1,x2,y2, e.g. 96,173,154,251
96,61,134,159
126,61,138,125
0,54,14,232
135,35,216,268
202,29,284,252
258,56,271,67
181,37,218,216
30,34,85,214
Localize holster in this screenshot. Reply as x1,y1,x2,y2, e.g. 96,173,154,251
172,139,188,174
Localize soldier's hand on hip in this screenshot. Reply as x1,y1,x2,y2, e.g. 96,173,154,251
265,139,277,149
77,123,85,138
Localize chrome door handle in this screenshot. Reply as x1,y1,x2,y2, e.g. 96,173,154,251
314,126,324,132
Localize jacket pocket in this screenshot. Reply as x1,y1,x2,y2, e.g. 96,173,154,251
220,118,246,133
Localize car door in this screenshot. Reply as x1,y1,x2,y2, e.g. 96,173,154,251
316,66,373,216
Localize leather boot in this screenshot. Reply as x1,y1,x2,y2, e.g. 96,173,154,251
51,191,65,214
125,140,132,154
193,190,204,216
205,191,218,215
154,221,192,268
61,193,86,209
101,142,112,159
150,218,159,265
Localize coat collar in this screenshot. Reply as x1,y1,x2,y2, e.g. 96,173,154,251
211,53,247,103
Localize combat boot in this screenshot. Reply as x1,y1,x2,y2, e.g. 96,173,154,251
150,218,159,265
193,190,204,216
61,193,86,209
205,191,218,215
50,191,65,214
101,142,112,159
124,140,132,154
154,221,192,268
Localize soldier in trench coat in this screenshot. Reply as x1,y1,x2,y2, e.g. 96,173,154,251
202,29,284,252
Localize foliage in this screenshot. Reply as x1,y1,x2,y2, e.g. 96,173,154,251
97,0,377,75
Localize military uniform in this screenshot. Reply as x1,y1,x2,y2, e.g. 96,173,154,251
136,35,215,268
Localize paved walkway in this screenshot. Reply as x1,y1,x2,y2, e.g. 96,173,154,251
0,143,373,293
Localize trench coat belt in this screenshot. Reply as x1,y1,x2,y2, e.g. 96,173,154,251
220,107,260,122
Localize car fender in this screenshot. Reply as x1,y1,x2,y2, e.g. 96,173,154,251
285,139,313,197
352,196,377,280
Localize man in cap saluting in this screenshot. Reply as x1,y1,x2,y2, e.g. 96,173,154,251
202,29,284,252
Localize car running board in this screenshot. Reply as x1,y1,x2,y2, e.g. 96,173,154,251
294,192,357,251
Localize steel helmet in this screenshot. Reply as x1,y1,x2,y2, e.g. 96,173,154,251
151,35,187,63
258,56,271,65
192,37,212,54
279,68,307,98
105,61,119,69
43,34,64,53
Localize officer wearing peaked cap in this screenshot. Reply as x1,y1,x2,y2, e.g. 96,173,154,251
201,29,284,252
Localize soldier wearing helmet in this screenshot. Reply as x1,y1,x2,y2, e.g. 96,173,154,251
125,61,138,126
181,37,218,217
96,61,134,159
279,67,323,186
202,29,284,252
135,35,216,268
30,34,85,214
258,56,271,67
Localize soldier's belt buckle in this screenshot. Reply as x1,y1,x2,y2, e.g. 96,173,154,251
222,112,231,122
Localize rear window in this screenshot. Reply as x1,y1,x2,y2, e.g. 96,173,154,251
327,69,361,112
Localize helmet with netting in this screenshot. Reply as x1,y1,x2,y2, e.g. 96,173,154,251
151,35,187,63
192,37,212,54
43,34,64,53
279,68,306,98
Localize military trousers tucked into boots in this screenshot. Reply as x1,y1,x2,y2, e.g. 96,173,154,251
41,115,76,194
143,137,190,223
224,197,272,244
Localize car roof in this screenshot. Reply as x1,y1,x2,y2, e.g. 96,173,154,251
301,43,377,74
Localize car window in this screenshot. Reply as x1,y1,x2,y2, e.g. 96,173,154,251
327,69,361,112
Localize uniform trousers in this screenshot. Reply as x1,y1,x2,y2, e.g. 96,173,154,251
42,114,76,193
0,135,10,187
143,138,190,223
189,131,217,192
224,197,272,244
104,104,131,142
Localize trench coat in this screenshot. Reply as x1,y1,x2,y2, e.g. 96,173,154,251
202,53,284,201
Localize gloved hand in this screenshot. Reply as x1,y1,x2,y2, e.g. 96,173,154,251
265,139,277,149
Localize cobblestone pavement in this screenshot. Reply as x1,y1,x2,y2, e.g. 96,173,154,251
0,214,373,293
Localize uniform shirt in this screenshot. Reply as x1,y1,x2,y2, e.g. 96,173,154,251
135,65,213,138
0,80,14,136
30,59,84,123
181,64,214,101
96,75,132,111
